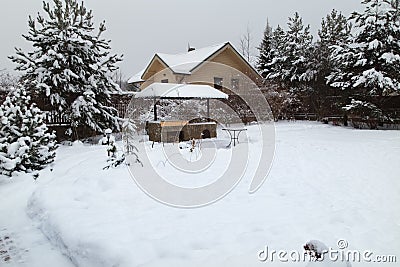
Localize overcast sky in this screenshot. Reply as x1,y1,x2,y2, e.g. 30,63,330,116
0,0,363,79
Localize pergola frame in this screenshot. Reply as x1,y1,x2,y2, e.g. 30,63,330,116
134,83,228,121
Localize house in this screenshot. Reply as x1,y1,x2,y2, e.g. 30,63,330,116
128,42,263,93
128,42,263,124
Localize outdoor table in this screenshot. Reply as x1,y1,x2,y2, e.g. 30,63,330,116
222,128,247,147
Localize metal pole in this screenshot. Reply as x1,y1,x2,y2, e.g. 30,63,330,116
207,98,210,121
153,97,158,121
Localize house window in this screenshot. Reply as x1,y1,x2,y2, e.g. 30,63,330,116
161,79,168,83
214,77,223,89
231,78,239,90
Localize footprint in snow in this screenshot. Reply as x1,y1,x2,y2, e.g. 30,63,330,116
0,229,29,265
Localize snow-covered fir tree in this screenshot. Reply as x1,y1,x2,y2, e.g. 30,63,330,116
328,0,400,108
263,85,302,121
276,12,313,89
307,10,351,118
314,9,351,84
257,24,286,83
10,0,122,136
0,87,57,177
258,13,312,117
256,20,274,78
265,25,286,86
343,99,383,128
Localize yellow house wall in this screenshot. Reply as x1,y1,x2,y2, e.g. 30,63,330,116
184,47,259,92
140,57,176,89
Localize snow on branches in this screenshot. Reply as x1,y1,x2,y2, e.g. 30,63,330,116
328,0,400,96
9,0,122,135
0,87,57,177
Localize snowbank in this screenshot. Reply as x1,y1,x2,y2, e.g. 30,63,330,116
25,122,400,266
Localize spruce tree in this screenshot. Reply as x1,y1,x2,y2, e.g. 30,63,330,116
259,23,302,119
328,0,400,100
10,0,122,135
266,12,313,92
266,25,286,85
256,20,274,78
316,9,351,83
284,12,313,88
308,10,351,118
0,87,57,177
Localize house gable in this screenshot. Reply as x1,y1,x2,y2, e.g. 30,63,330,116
130,42,262,90
140,55,178,88
142,55,169,81
192,44,261,85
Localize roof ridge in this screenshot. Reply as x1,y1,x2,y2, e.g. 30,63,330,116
129,41,266,84
157,42,228,57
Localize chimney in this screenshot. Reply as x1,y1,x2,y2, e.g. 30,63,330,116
187,43,195,52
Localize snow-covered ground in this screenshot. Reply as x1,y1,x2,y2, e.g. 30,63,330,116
1,122,399,266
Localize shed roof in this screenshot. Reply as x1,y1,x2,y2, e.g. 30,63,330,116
134,83,228,99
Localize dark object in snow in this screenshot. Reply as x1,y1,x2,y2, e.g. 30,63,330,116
0,230,28,264
103,154,126,170
304,240,328,260
103,152,142,170
32,173,39,181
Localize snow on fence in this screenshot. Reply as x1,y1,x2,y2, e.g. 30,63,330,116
110,92,135,118
43,93,135,126
44,110,70,125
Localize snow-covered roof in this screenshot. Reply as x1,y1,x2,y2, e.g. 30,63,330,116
128,43,229,83
135,83,228,99
156,43,227,74
128,42,262,84
110,91,136,95
127,69,145,84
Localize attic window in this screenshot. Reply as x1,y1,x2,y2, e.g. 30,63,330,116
161,79,168,83
214,77,223,90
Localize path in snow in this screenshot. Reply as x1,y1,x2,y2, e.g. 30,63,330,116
0,172,75,267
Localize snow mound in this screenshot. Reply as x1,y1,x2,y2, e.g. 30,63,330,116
24,123,400,267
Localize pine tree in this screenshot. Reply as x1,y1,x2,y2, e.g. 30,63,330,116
257,22,302,119
308,9,351,118
328,0,400,98
285,12,313,87
0,87,57,177
10,0,122,136
266,12,313,92
258,25,286,84
266,25,286,86
262,13,312,117
316,9,351,82
256,19,274,78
